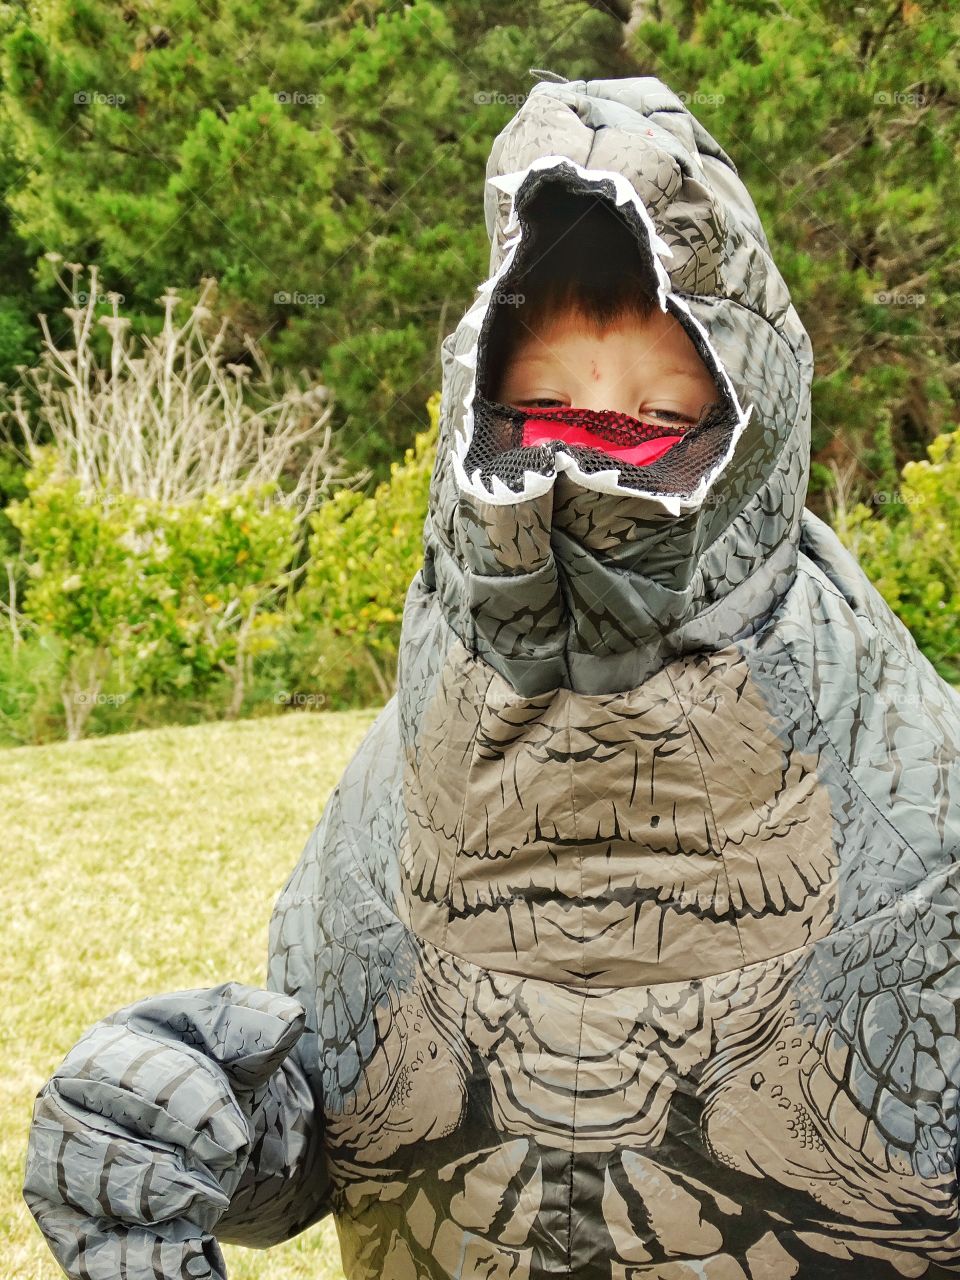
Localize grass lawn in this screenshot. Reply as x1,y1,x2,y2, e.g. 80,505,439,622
1,706,382,1279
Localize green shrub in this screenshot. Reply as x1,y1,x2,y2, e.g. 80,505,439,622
0,264,355,740
292,392,439,707
831,425,960,682
0,0,627,486
0,625,63,746
0,293,38,385
6,447,300,736
629,2,960,514
0,446,28,565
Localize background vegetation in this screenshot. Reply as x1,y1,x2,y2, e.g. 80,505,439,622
5,6,959,1277
0,0,956,733
4,709,376,1278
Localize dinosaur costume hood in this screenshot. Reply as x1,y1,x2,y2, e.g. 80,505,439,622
22,76,960,1280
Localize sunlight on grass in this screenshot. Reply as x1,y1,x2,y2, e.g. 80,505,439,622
2,706,382,1279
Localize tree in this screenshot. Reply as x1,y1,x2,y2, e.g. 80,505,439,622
626,0,960,510
2,263,362,735
1,0,632,487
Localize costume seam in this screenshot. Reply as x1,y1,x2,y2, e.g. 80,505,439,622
778,637,927,867
662,665,748,972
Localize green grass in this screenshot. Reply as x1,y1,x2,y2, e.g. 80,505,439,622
2,706,382,1279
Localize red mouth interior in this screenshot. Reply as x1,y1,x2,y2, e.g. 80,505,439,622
520,409,685,467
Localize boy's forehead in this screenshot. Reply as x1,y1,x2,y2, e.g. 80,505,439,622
528,304,647,339
509,307,705,366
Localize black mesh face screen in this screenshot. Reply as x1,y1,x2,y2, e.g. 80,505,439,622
463,395,742,498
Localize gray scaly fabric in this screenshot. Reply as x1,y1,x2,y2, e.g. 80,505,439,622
23,76,960,1280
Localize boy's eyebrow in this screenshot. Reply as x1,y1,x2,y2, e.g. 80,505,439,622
509,350,708,380
656,366,714,380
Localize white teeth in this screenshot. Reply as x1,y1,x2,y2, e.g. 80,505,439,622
524,470,553,497
487,171,527,195
448,154,754,510
583,467,624,487
612,174,635,207
461,300,487,331
450,449,469,490
489,473,517,501
660,494,683,517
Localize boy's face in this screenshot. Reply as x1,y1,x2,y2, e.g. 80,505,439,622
493,304,718,428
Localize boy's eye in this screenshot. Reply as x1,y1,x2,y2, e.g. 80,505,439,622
645,408,694,423
513,400,698,422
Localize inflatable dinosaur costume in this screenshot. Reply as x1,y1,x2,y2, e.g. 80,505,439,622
23,76,960,1280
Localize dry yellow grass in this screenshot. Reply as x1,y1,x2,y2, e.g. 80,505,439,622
2,706,383,1279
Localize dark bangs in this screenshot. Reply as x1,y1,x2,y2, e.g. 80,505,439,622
481,186,660,401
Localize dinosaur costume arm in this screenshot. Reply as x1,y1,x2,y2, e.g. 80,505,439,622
22,981,331,1278
23,784,345,1280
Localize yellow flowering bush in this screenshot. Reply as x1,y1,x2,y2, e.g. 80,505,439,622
299,392,439,699
832,426,960,682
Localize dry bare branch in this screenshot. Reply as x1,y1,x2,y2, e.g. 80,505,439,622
0,264,371,522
